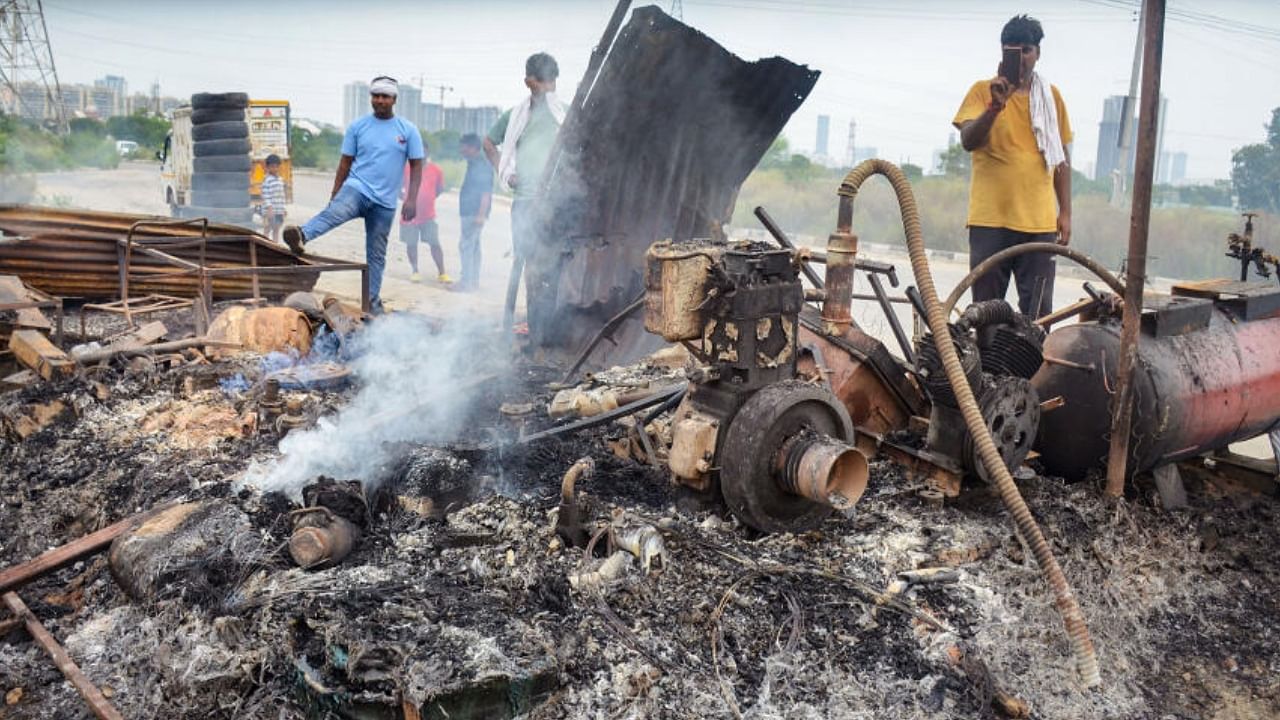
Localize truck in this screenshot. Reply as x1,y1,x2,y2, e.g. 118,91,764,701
159,99,292,222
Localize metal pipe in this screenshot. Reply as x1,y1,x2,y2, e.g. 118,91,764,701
867,272,914,364
1106,0,1165,498
942,242,1126,316
837,159,1100,688
754,205,825,290
821,231,857,335
518,383,686,445
777,434,869,511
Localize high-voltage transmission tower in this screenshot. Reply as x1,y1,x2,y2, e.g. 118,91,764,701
670,0,682,20
0,0,66,131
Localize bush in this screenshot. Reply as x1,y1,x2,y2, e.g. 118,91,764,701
290,126,344,170
0,115,118,171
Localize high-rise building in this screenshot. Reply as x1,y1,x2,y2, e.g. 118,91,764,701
397,83,423,129
95,75,127,97
421,103,443,133
845,119,856,168
1095,94,1168,182
342,81,369,128
1170,151,1187,185
443,104,500,136
815,114,829,157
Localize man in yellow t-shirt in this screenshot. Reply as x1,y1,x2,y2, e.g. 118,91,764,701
953,14,1073,319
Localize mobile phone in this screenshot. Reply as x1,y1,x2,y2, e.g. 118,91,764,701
1000,46,1022,87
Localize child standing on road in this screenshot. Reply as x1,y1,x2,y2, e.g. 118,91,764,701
260,154,286,243
399,143,449,283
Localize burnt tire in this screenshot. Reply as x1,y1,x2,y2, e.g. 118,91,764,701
194,155,252,173
192,138,251,157
191,121,249,142
190,107,246,125
191,188,250,207
190,92,249,110
191,172,250,191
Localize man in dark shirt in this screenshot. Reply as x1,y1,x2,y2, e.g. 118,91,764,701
457,133,494,292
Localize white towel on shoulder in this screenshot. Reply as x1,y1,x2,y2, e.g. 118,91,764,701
498,92,567,191
1029,72,1066,171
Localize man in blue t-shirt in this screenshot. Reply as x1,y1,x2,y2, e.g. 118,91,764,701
283,75,424,314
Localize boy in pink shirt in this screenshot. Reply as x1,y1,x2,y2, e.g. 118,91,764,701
399,143,448,282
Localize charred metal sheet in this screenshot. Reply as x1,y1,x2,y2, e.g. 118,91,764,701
1171,279,1280,321
1140,295,1213,338
0,205,355,301
528,6,819,364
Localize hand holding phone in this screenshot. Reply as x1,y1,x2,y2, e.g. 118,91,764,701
999,46,1023,88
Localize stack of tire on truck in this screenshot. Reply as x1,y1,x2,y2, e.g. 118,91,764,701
187,92,253,225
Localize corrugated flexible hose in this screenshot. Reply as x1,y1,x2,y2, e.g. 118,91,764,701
838,159,1102,688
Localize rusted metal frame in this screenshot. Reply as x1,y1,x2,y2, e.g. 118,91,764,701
201,263,365,276
81,296,193,342
865,272,914,364
877,440,963,497
1036,297,1098,329
2,592,124,720
1106,0,1165,498
122,218,209,328
249,240,260,301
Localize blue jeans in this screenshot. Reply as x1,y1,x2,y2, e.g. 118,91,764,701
301,184,396,305
459,218,483,289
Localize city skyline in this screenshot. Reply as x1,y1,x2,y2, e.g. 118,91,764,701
36,1,1280,181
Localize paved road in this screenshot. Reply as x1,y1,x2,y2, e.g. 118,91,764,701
30,161,1097,339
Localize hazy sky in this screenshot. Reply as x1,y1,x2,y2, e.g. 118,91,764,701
42,0,1280,181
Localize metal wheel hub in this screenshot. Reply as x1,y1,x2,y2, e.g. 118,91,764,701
964,375,1040,483
718,380,855,533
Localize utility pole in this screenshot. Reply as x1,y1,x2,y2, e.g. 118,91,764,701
1105,0,1165,498
0,0,66,132
422,83,452,132
1114,1,1146,206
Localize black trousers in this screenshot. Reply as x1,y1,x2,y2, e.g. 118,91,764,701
968,226,1057,318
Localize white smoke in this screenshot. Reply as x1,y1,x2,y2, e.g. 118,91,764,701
242,313,507,500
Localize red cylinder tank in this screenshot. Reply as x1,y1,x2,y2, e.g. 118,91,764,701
1031,306,1280,480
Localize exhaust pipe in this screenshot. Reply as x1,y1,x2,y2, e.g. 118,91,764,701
777,434,869,511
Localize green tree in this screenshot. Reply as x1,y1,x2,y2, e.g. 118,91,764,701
423,129,461,161
290,126,343,170
758,136,790,169
937,142,970,178
106,111,171,151
68,117,106,137
1230,107,1280,213
1071,169,1111,198
901,162,923,182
